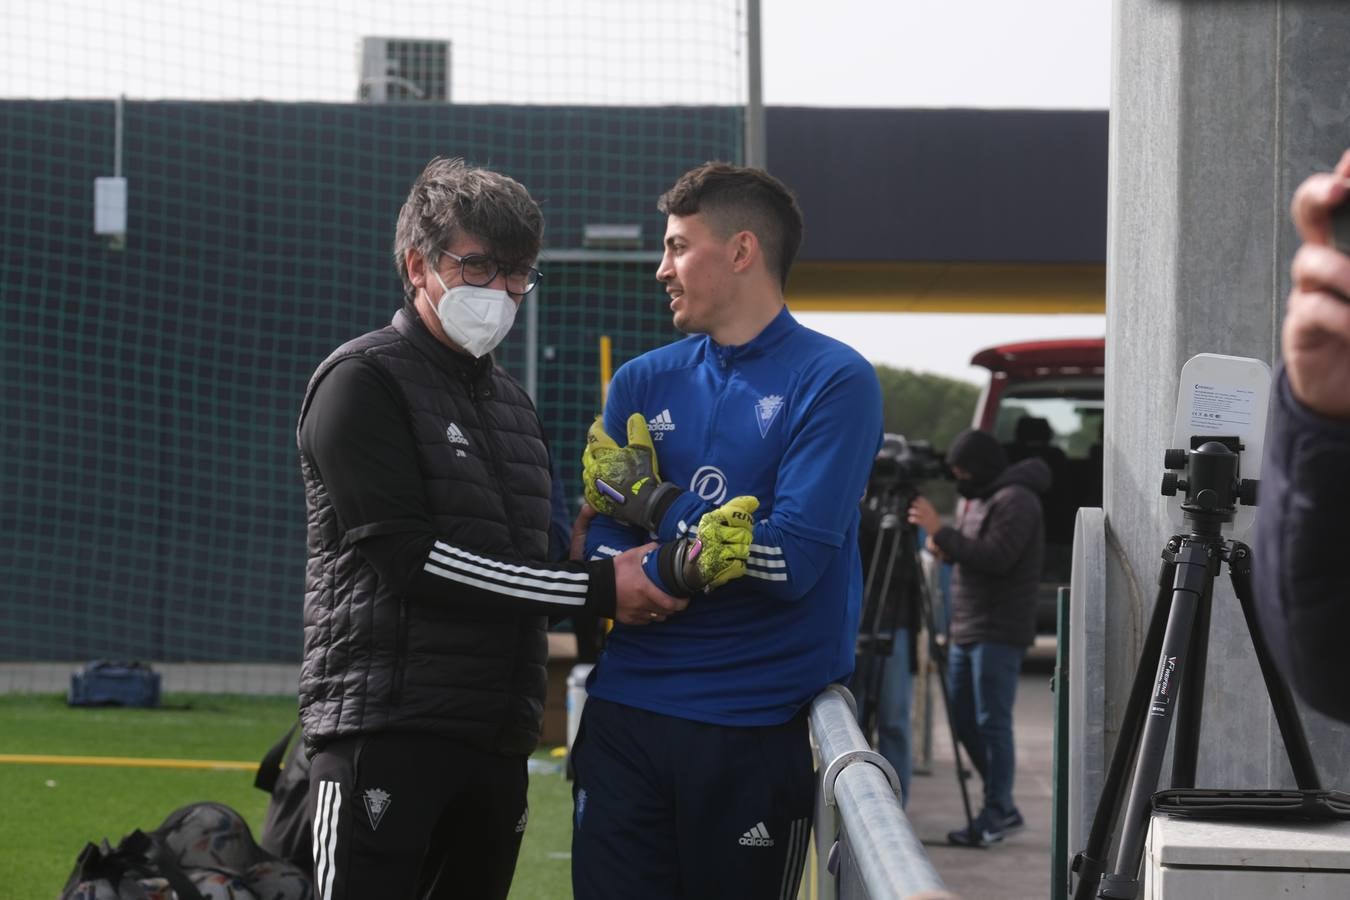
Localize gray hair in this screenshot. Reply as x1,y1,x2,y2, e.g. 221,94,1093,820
393,157,544,296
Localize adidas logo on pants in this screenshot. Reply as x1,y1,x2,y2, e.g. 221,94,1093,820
738,822,776,847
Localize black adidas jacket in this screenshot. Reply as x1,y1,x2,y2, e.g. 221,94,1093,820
296,308,617,756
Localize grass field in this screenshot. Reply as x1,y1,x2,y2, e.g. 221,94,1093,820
0,693,575,900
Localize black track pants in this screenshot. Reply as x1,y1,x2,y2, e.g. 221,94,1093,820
571,698,814,900
308,732,528,900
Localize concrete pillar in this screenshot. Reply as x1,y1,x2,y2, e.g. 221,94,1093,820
1103,0,1350,801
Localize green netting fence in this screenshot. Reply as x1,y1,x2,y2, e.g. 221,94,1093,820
1,1,747,662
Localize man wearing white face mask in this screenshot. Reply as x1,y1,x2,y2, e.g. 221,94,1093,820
424,248,523,358
295,157,685,900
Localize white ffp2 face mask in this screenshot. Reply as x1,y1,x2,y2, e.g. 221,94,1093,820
431,268,518,358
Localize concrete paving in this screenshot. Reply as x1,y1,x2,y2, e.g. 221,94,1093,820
902,664,1060,900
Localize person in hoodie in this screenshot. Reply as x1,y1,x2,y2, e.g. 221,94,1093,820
907,428,1049,848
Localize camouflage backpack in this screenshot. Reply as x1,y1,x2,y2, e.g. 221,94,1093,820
60,801,312,900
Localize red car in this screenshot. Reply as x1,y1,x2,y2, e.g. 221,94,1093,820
970,338,1105,632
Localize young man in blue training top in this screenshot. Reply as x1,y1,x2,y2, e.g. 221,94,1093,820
570,162,884,900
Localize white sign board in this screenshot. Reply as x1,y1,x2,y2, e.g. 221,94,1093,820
1168,354,1271,537
94,176,127,236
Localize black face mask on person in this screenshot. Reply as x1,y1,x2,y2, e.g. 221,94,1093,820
945,428,1008,500
956,477,992,500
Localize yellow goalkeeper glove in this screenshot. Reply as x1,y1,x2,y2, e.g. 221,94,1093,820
658,495,760,594
582,412,680,532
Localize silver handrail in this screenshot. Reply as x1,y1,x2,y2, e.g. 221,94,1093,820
809,684,958,900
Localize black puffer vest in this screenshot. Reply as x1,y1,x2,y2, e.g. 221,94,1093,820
297,308,551,757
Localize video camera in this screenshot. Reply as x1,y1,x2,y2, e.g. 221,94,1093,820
867,432,949,497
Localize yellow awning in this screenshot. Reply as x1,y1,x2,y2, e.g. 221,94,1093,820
786,261,1106,314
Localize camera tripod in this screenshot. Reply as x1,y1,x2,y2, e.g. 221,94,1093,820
1070,437,1321,899
857,484,977,834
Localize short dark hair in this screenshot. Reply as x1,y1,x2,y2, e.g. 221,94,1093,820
393,157,544,296
657,162,804,288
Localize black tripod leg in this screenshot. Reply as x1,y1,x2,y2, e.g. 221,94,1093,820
859,648,885,739
931,633,979,832
1171,573,1215,789
1228,542,1322,789
857,509,903,739
1096,538,1211,899
916,561,978,834
1071,559,1176,900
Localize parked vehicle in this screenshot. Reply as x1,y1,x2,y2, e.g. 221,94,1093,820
969,338,1105,632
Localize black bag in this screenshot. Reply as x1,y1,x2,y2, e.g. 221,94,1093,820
60,801,312,900
1153,788,1350,822
68,660,161,708
255,721,313,872
59,828,203,900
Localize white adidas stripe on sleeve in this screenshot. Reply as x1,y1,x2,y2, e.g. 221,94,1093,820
424,541,589,607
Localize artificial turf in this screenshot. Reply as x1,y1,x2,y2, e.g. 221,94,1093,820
0,693,575,899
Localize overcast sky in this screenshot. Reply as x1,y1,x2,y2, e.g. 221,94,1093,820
762,0,1110,110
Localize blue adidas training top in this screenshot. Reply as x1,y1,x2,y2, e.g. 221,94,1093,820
585,306,884,726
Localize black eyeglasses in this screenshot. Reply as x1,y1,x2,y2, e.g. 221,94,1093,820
439,250,542,296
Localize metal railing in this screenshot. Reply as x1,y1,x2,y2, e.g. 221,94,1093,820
807,684,958,900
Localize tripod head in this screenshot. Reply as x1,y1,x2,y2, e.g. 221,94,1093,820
1160,436,1259,539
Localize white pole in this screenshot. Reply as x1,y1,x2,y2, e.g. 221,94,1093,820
525,287,539,402
114,94,124,177
744,0,765,169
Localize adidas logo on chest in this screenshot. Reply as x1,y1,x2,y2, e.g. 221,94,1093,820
647,408,676,440
446,421,470,457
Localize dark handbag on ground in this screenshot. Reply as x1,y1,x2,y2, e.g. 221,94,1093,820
256,721,314,872
68,660,161,708
1153,788,1350,822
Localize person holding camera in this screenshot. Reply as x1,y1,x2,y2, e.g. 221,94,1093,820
1254,150,1350,724
907,428,1049,847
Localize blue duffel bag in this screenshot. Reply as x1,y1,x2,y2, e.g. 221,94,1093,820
68,660,161,708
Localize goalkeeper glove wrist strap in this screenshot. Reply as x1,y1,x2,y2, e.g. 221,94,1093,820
656,537,700,598
642,482,682,533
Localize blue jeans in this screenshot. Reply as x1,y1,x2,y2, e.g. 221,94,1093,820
947,641,1024,819
853,628,912,806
